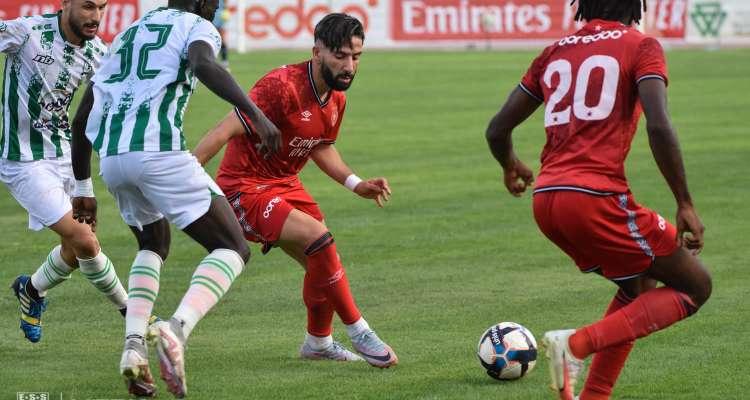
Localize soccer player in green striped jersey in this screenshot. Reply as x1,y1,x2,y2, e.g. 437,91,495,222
1,0,129,344
70,0,281,396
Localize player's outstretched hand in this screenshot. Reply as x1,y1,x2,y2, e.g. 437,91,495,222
676,205,704,255
503,160,534,197
253,114,282,159
72,197,98,232
354,177,391,208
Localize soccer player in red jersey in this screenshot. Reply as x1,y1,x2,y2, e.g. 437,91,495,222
193,13,398,368
486,1,711,399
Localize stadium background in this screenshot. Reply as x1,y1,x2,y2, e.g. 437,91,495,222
1,1,749,399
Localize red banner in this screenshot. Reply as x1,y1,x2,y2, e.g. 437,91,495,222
0,0,138,43
390,0,685,41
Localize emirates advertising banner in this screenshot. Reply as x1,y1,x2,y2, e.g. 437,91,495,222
2,0,748,48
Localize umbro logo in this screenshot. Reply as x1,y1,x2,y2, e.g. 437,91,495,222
301,110,312,121
33,54,54,65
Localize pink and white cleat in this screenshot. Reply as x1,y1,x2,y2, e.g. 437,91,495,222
542,329,585,400
351,329,398,368
154,318,187,398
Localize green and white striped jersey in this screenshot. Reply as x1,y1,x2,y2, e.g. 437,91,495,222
87,8,221,157
0,13,106,161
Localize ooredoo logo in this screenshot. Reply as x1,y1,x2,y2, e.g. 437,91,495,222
245,0,378,39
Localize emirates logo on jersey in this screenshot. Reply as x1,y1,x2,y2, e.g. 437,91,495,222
301,110,312,121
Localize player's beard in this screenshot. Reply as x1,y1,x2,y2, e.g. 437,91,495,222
69,15,99,41
321,61,355,91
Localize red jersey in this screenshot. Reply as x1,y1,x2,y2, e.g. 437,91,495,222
520,19,668,194
217,61,346,192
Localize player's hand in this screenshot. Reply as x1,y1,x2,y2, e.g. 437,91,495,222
252,114,282,159
503,160,534,197
354,177,391,208
676,205,704,255
72,196,98,232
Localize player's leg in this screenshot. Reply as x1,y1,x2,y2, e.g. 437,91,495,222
99,153,163,397
147,196,248,397
3,159,125,342
578,277,656,400
50,213,128,314
566,218,712,361
280,246,362,362
277,208,397,368
544,193,711,399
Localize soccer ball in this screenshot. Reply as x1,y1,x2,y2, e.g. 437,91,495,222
477,321,538,380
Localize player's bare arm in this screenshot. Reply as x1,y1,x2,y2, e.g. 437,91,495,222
193,111,246,165
311,144,391,207
638,78,704,253
187,40,281,156
485,86,540,197
70,84,98,230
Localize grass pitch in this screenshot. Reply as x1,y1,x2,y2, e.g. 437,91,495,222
1,48,748,399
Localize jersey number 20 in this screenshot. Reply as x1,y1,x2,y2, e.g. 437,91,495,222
543,55,619,127
105,24,173,83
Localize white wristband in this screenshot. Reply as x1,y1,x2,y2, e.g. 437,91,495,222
343,174,363,191
73,178,95,197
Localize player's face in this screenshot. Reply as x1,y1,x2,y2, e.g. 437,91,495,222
198,0,220,22
63,0,107,41
317,37,363,91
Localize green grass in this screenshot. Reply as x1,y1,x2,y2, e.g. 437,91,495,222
1,48,749,399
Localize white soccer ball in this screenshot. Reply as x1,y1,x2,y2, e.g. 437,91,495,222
477,321,538,380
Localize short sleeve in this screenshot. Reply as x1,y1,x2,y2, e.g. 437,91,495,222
519,49,548,103
186,17,222,57
0,18,30,54
634,37,668,86
236,76,290,135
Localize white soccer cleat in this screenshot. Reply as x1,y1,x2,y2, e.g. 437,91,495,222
155,319,187,398
351,329,398,368
120,339,156,397
542,329,584,400
300,340,364,362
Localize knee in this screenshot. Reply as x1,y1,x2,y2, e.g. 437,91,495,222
691,272,712,309
66,230,100,258
233,243,251,264
303,231,334,257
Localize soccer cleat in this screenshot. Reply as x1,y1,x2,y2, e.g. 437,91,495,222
120,338,157,397
300,340,364,362
542,329,585,400
145,315,163,346
350,330,398,368
155,318,187,398
10,275,47,343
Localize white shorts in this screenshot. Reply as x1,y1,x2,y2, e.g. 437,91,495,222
100,151,223,230
0,158,74,231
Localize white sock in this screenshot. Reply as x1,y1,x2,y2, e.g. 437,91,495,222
125,250,162,338
173,249,244,339
305,333,333,350
345,317,370,338
78,251,128,310
30,245,74,297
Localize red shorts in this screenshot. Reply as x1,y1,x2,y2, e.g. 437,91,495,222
532,189,678,280
224,182,324,253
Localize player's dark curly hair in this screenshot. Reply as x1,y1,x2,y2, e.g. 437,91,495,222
572,0,647,25
314,13,365,52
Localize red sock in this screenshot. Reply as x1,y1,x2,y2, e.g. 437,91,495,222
302,274,334,337
570,287,696,359
305,242,361,325
579,290,635,400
